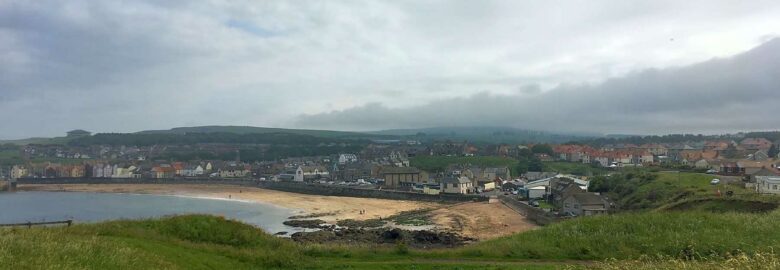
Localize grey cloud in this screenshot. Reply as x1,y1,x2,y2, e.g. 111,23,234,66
296,38,780,134
2,1,780,139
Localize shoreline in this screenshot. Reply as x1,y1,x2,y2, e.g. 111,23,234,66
19,183,538,240
18,183,432,223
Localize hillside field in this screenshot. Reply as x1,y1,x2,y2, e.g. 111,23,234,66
2,209,780,269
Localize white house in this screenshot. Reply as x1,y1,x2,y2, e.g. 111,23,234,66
338,154,358,164
112,166,137,178
181,165,205,177
294,167,304,182
297,165,329,181
441,176,472,194
756,176,780,194
10,165,27,179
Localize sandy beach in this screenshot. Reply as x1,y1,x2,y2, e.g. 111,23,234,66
19,184,537,240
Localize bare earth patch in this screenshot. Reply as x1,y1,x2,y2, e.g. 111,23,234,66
429,201,538,240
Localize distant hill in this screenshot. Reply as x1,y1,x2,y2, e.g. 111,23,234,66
370,126,598,144
0,136,73,145
138,125,395,139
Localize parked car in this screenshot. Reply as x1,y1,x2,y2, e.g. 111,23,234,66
706,169,717,174
530,201,540,207
710,178,720,185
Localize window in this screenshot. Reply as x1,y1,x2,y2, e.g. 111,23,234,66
774,184,778,190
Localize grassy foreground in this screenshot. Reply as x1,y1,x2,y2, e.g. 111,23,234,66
2,210,779,269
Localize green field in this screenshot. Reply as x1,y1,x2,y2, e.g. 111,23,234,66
0,150,23,166
542,162,607,176
627,172,750,209
410,156,520,174
3,209,780,269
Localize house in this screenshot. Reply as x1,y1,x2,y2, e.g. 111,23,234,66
172,162,186,176
738,161,775,175
755,176,780,194
528,186,547,199
750,150,770,161
740,138,773,151
440,176,472,194
112,166,137,178
333,162,376,182
640,144,668,156
464,166,510,191
522,171,558,181
219,164,251,178
181,165,205,177
719,162,744,175
693,159,713,169
10,165,27,179
704,140,733,151
549,178,585,208
70,165,86,178
501,179,526,191
297,165,330,181
747,167,780,184
562,192,610,216
151,166,176,179
338,154,358,164
382,167,425,188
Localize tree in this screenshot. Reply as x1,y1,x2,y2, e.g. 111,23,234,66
527,157,544,172
531,144,554,155
514,158,530,175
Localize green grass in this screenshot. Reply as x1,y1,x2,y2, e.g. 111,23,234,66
538,201,554,209
623,172,751,209
0,150,22,166
410,156,519,174
543,162,607,176
0,215,304,269
3,211,780,269
447,210,780,261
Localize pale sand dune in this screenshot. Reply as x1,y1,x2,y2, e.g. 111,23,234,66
19,184,537,239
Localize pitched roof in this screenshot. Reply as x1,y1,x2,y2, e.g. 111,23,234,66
569,193,607,205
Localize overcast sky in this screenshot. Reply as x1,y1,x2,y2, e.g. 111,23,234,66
2,1,780,139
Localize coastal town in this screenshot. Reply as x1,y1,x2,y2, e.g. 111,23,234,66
4,129,780,222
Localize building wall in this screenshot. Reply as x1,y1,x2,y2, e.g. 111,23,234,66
757,177,780,194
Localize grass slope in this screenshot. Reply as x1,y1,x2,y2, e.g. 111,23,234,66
542,161,607,176
3,210,780,269
624,172,750,209
449,210,780,261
